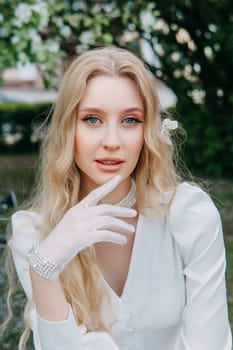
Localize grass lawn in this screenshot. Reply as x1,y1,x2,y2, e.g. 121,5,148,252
0,153,232,348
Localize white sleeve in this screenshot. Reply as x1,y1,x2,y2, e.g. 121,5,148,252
169,183,232,350
37,304,119,350
9,210,120,350
9,210,43,300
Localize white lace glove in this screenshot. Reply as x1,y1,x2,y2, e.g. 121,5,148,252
28,175,136,279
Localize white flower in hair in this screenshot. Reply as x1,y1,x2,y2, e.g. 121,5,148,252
161,118,178,145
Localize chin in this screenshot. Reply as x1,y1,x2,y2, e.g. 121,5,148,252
82,173,117,189
81,170,131,191
96,173,121,184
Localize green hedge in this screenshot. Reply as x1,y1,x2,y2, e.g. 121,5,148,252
0,102,52,152
173,97,233,177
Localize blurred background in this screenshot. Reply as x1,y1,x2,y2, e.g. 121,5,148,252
0,1,232,348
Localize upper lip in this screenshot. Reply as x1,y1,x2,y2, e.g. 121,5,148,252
95,157,124,163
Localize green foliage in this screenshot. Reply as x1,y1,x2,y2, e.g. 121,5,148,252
0,102,51,152
0,0,232,176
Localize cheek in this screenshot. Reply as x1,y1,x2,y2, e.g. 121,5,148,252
74,127,101,165
74,128,87,163
74,130,81,160
127,129,144,158
134,128,144,149
75,127,91,152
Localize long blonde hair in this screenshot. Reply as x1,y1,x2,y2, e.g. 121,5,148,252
9,46,182,347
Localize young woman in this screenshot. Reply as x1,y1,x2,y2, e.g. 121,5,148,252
8,46,232,349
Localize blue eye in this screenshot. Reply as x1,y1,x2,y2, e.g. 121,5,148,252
122,117,142,125
124,118,135,124
82,116,100,125
88,116,98,124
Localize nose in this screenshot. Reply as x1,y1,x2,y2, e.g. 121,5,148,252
101,124,122,150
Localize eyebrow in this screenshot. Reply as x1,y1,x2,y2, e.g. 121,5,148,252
78,107,144,113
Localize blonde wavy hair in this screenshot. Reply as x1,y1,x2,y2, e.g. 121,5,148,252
4,46,183,348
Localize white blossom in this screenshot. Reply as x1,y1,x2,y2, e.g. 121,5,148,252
154,43,164,56
155,19,170,34
161,119,178,132
31,41,42,55
29,29,41,43
184,64,192,74
141,15,170,34
0,28,9,37
171,52,180,62
0,13,4,22
61,25,72,38
18,52,29,63
187,40,196,51
176,28,191,44
183,64,196,81
216,88,224,97
11,35,20,44
15,3,32,24
47,42,60,53
209,23,218,33
188,89,206,104
33,2,49,29
79,30,95,45
161,119,178,145
54,17,64,28
75,44,88,53
72,1,87,11
193,63,201,73
140,11,156,31
204,46,213,59
173,69,182,78
171,23,178,31
30,37,44,55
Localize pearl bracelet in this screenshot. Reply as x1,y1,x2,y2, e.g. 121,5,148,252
27,243,59,280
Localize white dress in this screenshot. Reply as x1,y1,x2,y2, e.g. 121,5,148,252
9,182,232,350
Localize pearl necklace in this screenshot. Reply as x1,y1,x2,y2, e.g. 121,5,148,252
115,178,136,208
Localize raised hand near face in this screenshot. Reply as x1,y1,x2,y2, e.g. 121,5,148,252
28,175,136,279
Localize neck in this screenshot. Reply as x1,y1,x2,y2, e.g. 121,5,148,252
79,176,136,208
99,176,132,206
115,178,136,208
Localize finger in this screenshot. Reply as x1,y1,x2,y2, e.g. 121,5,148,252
96,217,135,234
82,175,122,206
94,204,137,218
94,230,127,245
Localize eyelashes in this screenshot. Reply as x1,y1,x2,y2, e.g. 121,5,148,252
81,116,143,126
81,116,99,125
123,117,143,125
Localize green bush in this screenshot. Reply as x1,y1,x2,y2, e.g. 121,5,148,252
0,102,52,153
169,102,233,178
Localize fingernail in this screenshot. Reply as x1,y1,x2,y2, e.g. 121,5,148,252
108,175,121,189
114,175,122,184
119,236,127,244
127,209,137,216
129,225,135,232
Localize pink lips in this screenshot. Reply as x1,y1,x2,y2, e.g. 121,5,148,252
95,158,124,172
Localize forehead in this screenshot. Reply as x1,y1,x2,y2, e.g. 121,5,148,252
78,75,143,110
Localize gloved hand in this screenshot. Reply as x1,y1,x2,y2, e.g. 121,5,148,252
30,175,136,279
